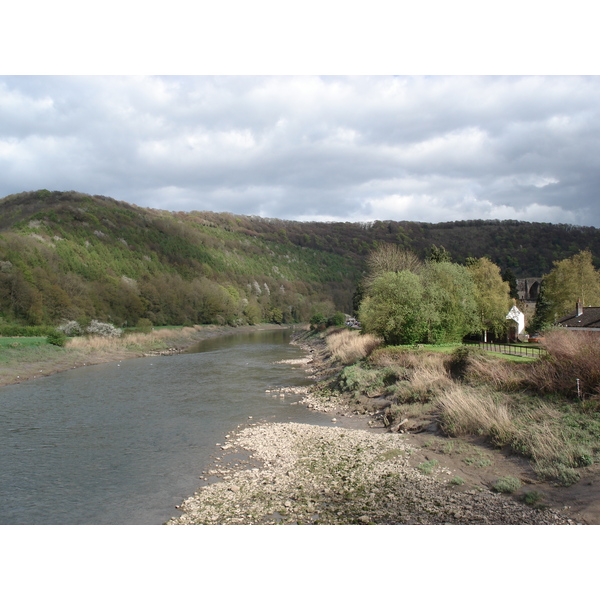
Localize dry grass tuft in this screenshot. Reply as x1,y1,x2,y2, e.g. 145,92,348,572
326,329,381,365
525,329,600,397
465,355,529,392
66,326,199,352
437,386,513,440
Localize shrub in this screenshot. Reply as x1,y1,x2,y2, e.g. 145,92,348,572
491,476,522,493
46,330,67,347
449,476,466,486
337,364,383,395
446,345,487,380
0,324,56,337
417,459,439,475
527,329,600,398
522,491,544,506
136,318,153,333
85,320,123,338
57,320,83,336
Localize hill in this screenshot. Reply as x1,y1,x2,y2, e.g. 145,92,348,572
1,189,600,327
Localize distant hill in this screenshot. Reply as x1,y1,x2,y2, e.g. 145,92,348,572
1,189,599,327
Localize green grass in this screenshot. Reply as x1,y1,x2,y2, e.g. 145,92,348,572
0,336,48,349
484,352,537,363
417,459,439,475
491,476,522,493
449,476,466,486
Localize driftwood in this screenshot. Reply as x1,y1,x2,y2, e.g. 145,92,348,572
390,418,409,433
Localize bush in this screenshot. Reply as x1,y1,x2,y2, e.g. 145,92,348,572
449,476,466,486
522,491,544,506
46,330,67,347
327,311,346,327
57,320,83,336
446,345,487,380
85,320,123,338
437,386,513,439
491,476,522,493
0,324,56,337
136,318,153,333
325,329,381,364
527,329,600,398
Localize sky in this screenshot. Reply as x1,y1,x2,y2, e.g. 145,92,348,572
1,4,599,229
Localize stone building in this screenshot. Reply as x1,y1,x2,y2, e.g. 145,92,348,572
517,278,543,302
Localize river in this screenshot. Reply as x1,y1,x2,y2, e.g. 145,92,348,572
0,329,334,525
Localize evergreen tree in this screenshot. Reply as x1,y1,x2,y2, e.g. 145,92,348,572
529,279,554,332
502,268,518,299
426,244,452,263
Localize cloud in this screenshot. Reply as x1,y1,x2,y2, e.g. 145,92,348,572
1,75,599,227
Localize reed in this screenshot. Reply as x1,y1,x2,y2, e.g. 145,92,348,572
325,329,381,365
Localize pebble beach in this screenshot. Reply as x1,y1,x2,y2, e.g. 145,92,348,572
168,420,575,525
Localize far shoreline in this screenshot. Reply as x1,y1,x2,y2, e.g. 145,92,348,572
0,323,299,389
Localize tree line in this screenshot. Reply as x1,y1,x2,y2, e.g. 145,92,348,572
2,190,600,333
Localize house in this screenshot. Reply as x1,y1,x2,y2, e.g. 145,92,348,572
506,303,525,342
556,300,600,332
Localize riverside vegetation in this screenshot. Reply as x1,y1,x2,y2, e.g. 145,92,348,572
301,326,600,489
169,326,589,525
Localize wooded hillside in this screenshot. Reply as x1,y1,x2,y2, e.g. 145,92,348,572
1,189,599,327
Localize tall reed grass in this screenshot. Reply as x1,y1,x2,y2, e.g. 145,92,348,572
437,386,513,440
66,326,200,352
325,329,381,365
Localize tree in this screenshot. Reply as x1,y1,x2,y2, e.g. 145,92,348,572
468,257,511,340
529,279,554,332
541,250,600,321
359,271,429,345
422,261,479,343
425,244,452,263
502,268,518,300
364,243,422,291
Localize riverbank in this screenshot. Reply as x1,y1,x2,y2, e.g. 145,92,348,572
169,329,587,525
0,323,290,388
168,421,574,524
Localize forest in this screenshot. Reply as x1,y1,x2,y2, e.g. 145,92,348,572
1,189,599,331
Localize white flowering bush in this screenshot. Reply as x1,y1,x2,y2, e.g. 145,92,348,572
85,320,123,338
57,320,83,336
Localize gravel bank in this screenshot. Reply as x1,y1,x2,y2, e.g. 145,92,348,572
168,421,576,525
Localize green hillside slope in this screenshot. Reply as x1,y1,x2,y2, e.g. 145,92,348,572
0,190,360,327
1,189,599,328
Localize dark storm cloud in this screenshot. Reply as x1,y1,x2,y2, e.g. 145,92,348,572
1,75,599,226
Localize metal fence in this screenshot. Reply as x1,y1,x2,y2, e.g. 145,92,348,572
474,342,547,358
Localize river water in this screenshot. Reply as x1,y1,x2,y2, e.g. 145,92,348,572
0,329,334,525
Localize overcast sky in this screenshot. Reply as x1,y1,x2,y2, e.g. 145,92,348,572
2,75,599,227
2,0,599,228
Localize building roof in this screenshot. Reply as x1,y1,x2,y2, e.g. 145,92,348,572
557,307,600,329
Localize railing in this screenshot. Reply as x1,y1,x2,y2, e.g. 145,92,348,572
473,341,547,358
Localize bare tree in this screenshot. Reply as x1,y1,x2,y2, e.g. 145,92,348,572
364,243,423,290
